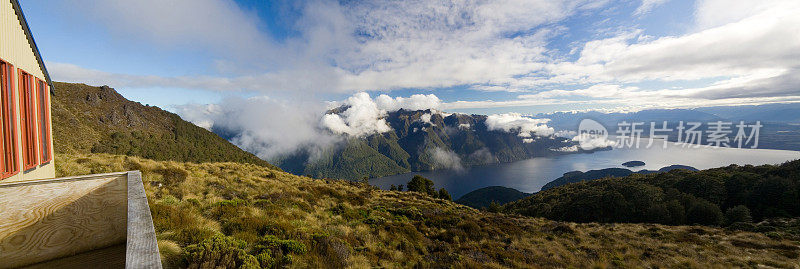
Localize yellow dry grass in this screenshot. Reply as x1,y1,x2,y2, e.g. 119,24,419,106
56,153,800,268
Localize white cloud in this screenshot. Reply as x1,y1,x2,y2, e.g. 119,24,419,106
50,0,615,94
321,93,392,136
553,145,579,152
571,133,617,150
47,62,346,94
634,0,670,16
321,92,446,136
693,0,778,30
555,130,577,138
176,92,452,161
485,113,555,137
420,113,433,124
466,147,498,164
453,0,800,111
177,103,220,130
428,147,464,171
48,0,800,114
62,0,276,61
175,96,339,161
520,84,640,99
540,0,800,86
375,94,442,111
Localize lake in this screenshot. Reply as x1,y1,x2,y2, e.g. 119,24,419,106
370,142,800,200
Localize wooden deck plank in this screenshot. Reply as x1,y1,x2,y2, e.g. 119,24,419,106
126,171,162,269
0,174,127,268
0,171,162,268
21,243,125,269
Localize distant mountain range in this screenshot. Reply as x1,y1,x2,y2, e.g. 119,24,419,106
539,103,800,151
273,109,582,180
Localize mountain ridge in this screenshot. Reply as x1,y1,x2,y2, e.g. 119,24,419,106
51,82,278,169
274,109,584,180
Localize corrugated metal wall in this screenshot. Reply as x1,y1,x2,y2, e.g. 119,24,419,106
1,0,55,182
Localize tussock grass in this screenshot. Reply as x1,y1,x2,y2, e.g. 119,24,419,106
57,153,800,268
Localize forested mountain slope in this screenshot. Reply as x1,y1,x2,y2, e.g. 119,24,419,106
276,109,579,180
51,82,277,169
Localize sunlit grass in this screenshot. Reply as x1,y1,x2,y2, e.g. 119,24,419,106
56,153,800,268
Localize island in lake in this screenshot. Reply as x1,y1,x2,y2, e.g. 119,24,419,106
622,160,646,167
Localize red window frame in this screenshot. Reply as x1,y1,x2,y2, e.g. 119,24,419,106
36,78,51,164
18,69,38,171
0,59,19,179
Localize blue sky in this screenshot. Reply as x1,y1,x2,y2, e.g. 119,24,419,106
18,0,800,115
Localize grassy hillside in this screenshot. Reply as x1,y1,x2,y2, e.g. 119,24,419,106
506,160,800,227
51,82,277,169
55,153,800,268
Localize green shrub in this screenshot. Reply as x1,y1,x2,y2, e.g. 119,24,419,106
255,252,275,268
438,188,452,201
487,201,502,213
255,235,307,254
252,235,307,267
184,235,260,269
172,227,218,246
687,200,723,226
407,175,436,196
725,205,753,225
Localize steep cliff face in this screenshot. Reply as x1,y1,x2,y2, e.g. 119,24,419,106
276,109,580,180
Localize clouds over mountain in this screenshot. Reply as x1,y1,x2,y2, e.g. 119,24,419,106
485,113,555,138
178,92,447,159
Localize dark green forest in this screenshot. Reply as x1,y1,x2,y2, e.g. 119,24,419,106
505,160,800,227
455,186,531,209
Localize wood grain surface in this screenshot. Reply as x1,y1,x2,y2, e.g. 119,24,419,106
125,171,162,269
0,173,127,268
20,243,125,269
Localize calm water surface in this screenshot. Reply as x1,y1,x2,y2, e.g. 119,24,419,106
371,142,800,199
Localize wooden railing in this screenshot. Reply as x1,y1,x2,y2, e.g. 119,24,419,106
0,171,161,268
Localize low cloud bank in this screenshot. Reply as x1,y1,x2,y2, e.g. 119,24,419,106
571,133,617,150
322,93,442,136
176,96,339,161
485,113,555,137
429,147,464,172
375,94,442,111
178,92,442,160
178,93,565,164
